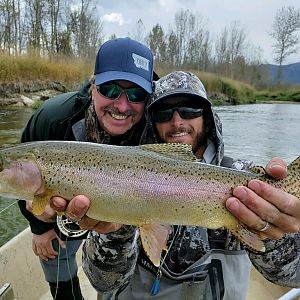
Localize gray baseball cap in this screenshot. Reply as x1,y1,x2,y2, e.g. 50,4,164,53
148,71,211,111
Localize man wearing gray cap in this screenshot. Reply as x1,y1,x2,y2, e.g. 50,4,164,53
55,71,300,299
18,37,155,300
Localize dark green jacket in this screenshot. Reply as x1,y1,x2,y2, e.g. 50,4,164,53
21,82,91,142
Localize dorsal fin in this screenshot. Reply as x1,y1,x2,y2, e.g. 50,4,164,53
140,143,197,161
249,165,266,175
286,155,300,199
288,156,300,174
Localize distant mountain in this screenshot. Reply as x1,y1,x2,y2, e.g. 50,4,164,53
265,62,300,86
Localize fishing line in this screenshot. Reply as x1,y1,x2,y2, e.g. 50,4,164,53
55,232,77,300
65,236,77,300
151,225,180,295
0,200,18,215
54,236,61,300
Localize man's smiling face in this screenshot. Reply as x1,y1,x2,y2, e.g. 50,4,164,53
153,96,207,154
92,80,146,136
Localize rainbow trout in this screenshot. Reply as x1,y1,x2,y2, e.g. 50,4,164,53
1,141,300,266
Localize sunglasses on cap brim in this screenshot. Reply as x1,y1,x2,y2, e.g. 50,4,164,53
96,82,149,103
151,107,204,123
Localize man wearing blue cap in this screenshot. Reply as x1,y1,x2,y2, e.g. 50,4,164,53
17,37,155,300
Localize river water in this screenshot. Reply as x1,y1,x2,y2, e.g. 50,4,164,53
0,103,299,246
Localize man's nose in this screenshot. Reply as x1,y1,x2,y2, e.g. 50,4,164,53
113,92,131,112
170,111,184,125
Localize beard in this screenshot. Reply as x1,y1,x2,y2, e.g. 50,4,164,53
194,131,208,152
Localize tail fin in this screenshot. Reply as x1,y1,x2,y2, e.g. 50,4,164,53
286,156,300,199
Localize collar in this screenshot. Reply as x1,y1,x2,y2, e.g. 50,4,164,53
72,119,86,141
200,139,217,164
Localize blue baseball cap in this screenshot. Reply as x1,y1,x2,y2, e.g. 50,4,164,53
94,37,154,93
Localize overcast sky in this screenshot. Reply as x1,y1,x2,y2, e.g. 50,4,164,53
95,0,300,65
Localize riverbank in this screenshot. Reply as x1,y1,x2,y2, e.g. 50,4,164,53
0,80,83,107
0,55,299,107
0,78,254,108
1,80,299,107
3,78,300,109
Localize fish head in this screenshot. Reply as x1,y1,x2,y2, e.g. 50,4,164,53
0,151,43,201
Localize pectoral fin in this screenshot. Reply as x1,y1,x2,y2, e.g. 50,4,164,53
139,224,170,267
32,193,51,215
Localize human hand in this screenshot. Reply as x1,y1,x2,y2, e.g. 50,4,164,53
32,229,65,261
226,157,300,240
50,195,123,234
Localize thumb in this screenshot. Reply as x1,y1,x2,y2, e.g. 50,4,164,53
66,195,90,222
266,157,287,180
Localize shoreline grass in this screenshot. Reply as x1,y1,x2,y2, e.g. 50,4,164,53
0,53,94,83
0,54,299,104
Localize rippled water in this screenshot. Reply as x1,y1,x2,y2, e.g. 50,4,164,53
214,103,300,166
0,103,300,247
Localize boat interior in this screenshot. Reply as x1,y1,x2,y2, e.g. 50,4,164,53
0,227,298,300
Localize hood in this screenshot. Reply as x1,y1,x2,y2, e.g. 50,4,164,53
140,71,225,165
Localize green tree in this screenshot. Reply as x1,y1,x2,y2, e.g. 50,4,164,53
147,24,166,65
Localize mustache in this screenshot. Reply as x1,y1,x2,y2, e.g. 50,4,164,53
105,107,134,116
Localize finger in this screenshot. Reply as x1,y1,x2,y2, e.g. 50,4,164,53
45,241,58,257
256,224,285,240
65,195,90,221
226,197,285,239
93,221,122,234
233,184,300,232
78,216,99,230
37,246,52,260
50,196,68,212
248,180,300,220
226,197,268,231
40,255,49,261
265,157,287,179
43,246,57,259
79,217,122,233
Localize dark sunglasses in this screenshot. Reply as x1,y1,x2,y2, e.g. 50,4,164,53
96,82,149,103
152,107,204,123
